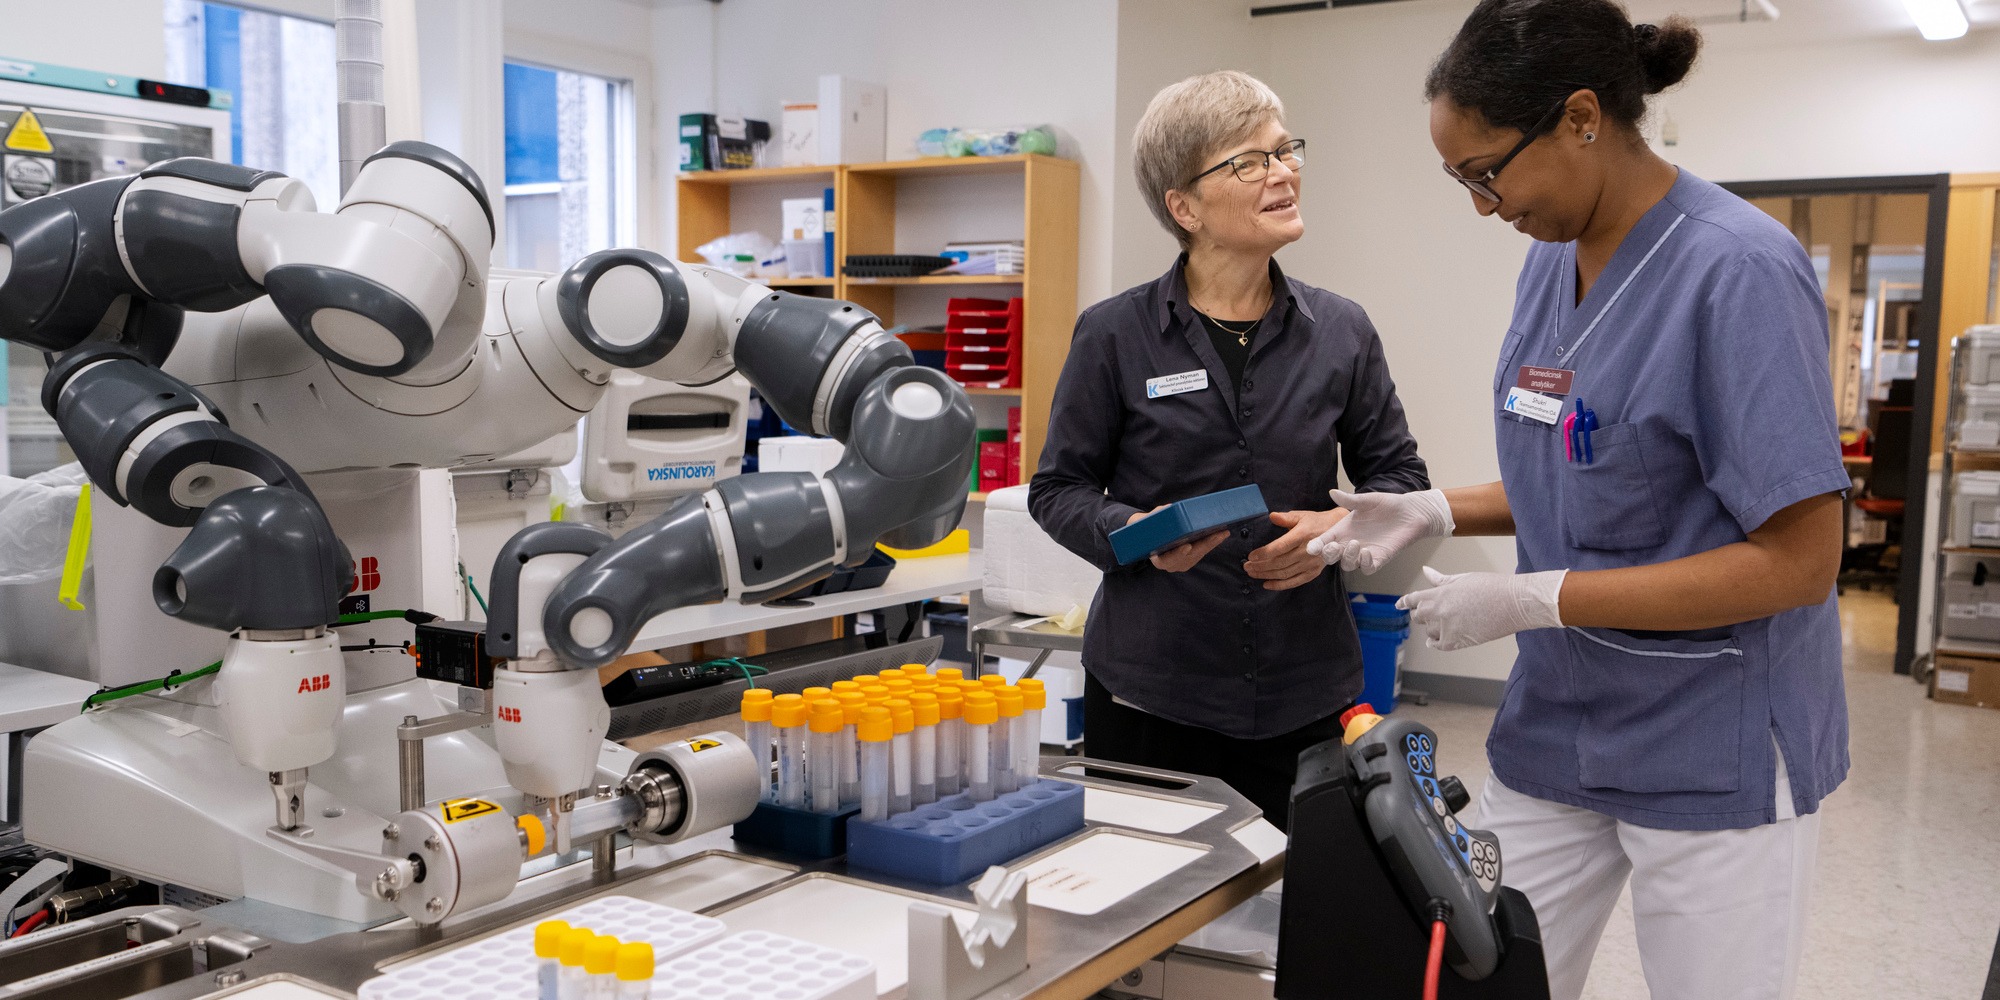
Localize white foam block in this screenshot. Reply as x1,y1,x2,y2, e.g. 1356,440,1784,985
982,485,1101,617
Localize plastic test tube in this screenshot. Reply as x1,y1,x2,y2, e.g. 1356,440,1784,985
535,920,569,1000
888,698,914,816
993,686,1024,794
740,690,775,802
808,699,843,814
935,686,964,797
585,934,620,1000
835,690,866,804
963,692,998,802
614,942,654,1000
771,694,808,809
557,927,593,1000
910,692,940,807
858,706,893,822
1018,679,1047,785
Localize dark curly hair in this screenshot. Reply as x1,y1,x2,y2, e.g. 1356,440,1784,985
1424,0,1702,135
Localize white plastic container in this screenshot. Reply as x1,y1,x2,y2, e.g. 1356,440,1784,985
1963,325,2000,386
1952,471,2000,548
1956,383,2000,449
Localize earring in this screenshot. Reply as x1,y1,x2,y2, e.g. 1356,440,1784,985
1584,132,1596,144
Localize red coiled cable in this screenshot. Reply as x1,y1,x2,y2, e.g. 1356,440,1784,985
1422,917,1448,1000
9,910,49,939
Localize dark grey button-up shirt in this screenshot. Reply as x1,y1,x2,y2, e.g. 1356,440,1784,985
1029,256,1429,739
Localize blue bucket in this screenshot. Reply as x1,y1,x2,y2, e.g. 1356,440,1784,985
1349,593,1409,713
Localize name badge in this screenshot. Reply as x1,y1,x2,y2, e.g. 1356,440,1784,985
1516,366,1575,396
1503,386,1563,425
1146,369,1209,399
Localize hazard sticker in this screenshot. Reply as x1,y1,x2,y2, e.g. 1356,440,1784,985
685,738,722,753
6,110,53,154
4,155,53,204
441,798,501,823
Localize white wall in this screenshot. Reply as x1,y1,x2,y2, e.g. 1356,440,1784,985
9,0,166,79
1250,4,2000,682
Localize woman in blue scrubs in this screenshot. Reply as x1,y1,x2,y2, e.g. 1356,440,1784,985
1310,3,1848,998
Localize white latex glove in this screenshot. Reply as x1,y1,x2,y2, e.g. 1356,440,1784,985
1396,566,1568,651
1305,489,1455,573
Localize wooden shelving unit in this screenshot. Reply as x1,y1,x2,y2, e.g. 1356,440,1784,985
677,154,1081,504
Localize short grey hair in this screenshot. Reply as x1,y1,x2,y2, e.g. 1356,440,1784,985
1133,70,1286,249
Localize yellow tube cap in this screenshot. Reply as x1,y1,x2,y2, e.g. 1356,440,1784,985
585,934,619,975
771,696,808,728
858,706,893,742
851,673,878,685
836,690,867,723
801,686,833,702
534,920,570,959
889,698,914,734
936,667,965,683
911,691,940,726
809,699,844,733
861,684,891,705
964,691,999,725
956,679,985,696
936,686,964,720
1018,678,1047,710
883,678,914,697
615,941,655,982
559,927,594,967
899,662,929,675
518,813,547,857
742,688,774,702
911,674,939,693
995,686,1024,718
831,680,862,695
740,695,773,723
981,674,1006,688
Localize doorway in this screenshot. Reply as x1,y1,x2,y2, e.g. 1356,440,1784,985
1723,175,1951,676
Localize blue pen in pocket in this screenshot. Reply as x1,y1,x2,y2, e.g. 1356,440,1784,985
1573,398,1598,465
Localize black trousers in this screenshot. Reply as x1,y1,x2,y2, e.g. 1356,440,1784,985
1082,673,1346,832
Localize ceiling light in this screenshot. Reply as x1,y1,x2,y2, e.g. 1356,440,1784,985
1903,0,1970,40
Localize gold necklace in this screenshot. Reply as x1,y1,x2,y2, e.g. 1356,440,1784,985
1192,292,1265,346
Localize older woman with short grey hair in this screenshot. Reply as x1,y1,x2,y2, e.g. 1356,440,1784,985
1029,70,1430,828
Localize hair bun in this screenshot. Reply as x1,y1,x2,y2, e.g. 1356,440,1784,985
1635,15,1702,95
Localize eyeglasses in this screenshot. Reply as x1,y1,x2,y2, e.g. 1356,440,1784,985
1188,138,1306,187
1441,98,1569,204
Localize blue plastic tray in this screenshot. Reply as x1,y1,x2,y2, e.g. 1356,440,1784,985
733,800,861,859
1108,485,1269,566
846,779,1086,884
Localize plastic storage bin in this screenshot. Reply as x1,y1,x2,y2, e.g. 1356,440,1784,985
1350,593,1410,713
1957,383,2000,449
1964,326,2000,386
1941,561,2000,643
1953,471,2000,548
845,778,1086,884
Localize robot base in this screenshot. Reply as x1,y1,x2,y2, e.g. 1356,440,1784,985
1275,750,1551,999
21,673,633,926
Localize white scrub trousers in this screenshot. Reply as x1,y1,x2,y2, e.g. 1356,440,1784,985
1476,753,1821,1000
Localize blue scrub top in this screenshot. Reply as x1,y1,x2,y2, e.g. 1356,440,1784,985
1488,169,1852,831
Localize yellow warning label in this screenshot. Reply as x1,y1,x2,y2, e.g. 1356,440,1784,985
6,110,53,154
685,738,723,753
441,798,501,823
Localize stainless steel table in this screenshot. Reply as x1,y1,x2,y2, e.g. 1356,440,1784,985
968,612,1085,680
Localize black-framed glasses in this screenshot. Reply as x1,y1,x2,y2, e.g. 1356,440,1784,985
1188,138,1306,187
1441,98,1569,203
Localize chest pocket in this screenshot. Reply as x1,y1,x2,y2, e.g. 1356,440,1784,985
1560,421,1668,550
1493,330,1526,395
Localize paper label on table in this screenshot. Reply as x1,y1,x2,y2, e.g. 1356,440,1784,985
1938,669,1972,693
1948,603,1980,619
1975,521,2000,539
1020,831,1208,916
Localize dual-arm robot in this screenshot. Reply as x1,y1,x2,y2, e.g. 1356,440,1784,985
0,140,975,924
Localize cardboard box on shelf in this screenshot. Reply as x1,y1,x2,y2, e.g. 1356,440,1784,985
1933,655,2000,710
781,101,818,166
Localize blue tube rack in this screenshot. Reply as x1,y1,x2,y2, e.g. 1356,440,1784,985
733,800,862,859
846,779,1087,885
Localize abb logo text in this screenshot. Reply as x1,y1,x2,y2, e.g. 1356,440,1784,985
348,557,381,594
297,674,333,694
498,707,523,723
